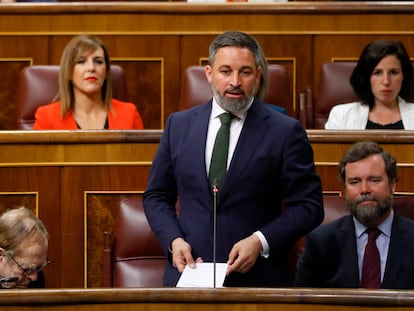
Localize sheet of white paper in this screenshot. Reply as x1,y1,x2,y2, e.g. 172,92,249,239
176,262,227,288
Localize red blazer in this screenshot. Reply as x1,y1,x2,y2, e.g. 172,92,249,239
33,99,144,130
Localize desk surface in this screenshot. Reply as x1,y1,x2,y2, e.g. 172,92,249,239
1,2,414,14
1,287,414,308
0,129,413,163
1,129,414,143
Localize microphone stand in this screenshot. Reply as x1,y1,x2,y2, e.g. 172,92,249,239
212,179,219,288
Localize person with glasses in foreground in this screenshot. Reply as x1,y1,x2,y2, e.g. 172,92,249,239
0,207,49,288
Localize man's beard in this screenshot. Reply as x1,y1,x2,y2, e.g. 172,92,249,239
347,193,393,225
211,84,255,113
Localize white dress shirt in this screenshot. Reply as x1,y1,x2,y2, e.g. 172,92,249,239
354,209,393,282
205,98,270,257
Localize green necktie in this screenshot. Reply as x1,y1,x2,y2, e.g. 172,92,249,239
209,112,235,190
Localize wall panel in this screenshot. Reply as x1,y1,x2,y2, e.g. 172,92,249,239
1,3,414,129
0,130,413,288
0,60,31,130
85,191,143,288
0,167,60,287
59,165,150,288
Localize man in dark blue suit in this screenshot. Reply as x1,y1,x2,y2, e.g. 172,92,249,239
295,141,414,289
143,31,323,287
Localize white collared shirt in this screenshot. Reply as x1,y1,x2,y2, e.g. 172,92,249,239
205,98,249,175
205,98,270,257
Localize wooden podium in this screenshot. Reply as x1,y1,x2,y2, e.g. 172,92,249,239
0,130,413,288
1,287,414,310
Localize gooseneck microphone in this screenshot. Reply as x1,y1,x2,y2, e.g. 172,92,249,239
212,179,219,288
0,276,18,283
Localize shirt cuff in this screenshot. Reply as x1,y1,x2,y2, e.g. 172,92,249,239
254,231,270,258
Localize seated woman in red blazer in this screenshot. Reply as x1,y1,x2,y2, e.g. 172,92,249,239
33,35,144,130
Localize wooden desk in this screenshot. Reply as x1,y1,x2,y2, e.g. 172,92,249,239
0,130,160,288
308,130,414,194
1,287,414,310
0,129,413,288
1,3,414,129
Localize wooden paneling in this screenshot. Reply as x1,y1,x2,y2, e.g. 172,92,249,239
112,59,163,129
59,166,150,288
0,60,31,130
1,3,414,288
0,167,60,287
1,3,414,129
85,192,144,287
0,130,159,288
0,130,413,288
308,130,414,195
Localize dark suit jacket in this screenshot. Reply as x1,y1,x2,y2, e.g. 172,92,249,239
294,213,414,289
143,98,323,287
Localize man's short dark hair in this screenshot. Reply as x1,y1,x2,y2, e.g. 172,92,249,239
338,141,398,184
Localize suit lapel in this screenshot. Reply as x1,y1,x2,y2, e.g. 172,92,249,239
338,217,361,287
382,214,407,287
219,100,270,200
185,102,213,195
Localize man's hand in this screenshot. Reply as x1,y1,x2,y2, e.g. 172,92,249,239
171,237,203,272
226,234,262,274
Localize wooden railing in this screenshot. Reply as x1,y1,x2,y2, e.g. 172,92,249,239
0,129,413,288
1,287,414,310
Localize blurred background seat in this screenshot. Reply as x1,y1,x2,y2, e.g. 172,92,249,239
291,194,349,269
312,62,358,129
103,198,166,288
16,65,128,130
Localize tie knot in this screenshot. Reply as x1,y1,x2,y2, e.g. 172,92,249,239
219,113,235,126
366,228,381,241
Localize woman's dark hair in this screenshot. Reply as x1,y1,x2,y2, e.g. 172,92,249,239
350,39,413,108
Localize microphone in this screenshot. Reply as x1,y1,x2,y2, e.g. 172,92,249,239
212,179,219,288
0,276,18,283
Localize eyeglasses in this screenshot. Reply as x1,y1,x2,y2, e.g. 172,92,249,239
10,256,50,277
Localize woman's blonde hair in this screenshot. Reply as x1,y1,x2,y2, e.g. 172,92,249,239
56,34,113,117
